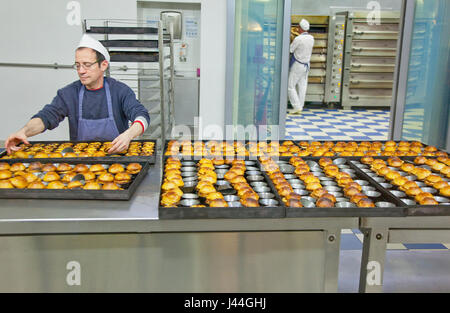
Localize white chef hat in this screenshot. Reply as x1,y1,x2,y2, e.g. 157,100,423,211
299,19,310,31
77,34,110,62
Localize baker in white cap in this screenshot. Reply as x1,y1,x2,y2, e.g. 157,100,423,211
5,35,150,155
288,19,314,114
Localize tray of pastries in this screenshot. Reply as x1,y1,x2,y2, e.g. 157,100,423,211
0,160,149,200
164,140,307,158
163,140,448,159
0,140,156,164
350,156,450,216
258,156,406,217
288,141,448,158
158,157,285,219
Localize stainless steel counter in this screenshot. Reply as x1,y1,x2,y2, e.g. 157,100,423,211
0,157,358,292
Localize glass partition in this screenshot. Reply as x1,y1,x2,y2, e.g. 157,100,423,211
401,0,449,149
232,0,285,138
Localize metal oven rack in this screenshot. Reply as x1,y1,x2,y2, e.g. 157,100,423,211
341,11,401,110
290,15,347,106
83,19,175,150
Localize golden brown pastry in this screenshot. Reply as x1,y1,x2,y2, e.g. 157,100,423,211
115,172,131,185
108,163,125,174
41,163,57,172
425,174,442,185
385,170,401,181
56,163,73,173
419,197,438,205
414,156,427,165
311,187,328,199
10,163,26,172
83,182,101,190
34,152,49,158
351,193,369,204
400,163,415,173
322,193,337,203
209,199,228,207
346,182,362,192
126,163,142,175
414,168,431,180
415,192,434,203
306,182,322,191
387,157,403,167
0,179,14,189
23,173,39,184
27,162,42,172
89,164,106,173
98,173,115,184
0,170,13,180
440,186,450,197
316,197,334,207
67,180,84,189
357,198,375,207
344,186,361,198
0,163,11,171
361,156,374,165
83,171,96,182
27,181,46,189
73,164,89,173
43,172,60,182
432,181,449,190
392,176,408,187
405,187,423,197
240,198,259,207
102,182,121,190
286,198,303,207
47,181,66,190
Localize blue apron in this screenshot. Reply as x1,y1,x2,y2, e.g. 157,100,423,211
289,32,311,71
77,81,120,141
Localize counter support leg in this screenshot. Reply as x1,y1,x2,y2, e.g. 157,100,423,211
323,228,341,293
359,227,388,293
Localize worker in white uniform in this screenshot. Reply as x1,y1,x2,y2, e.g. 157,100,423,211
288,19,314,114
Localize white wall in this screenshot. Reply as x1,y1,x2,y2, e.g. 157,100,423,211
138,1,201,76
139,0,228,131
198,0,227,130
0,0,228,142
0,0,137,141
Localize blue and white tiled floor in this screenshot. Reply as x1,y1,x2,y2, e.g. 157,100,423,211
285,108,390,141
285,108,449,252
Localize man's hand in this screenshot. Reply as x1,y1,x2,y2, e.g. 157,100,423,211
108,131,133,155
5,131,29,155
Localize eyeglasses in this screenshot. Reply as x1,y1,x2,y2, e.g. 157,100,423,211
73,60,100,70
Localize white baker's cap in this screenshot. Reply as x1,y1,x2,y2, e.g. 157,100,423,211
299,19,310,31
77,34,110,62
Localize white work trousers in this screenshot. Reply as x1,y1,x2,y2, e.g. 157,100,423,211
288,62,309,110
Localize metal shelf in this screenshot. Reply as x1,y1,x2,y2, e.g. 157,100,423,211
83,19,175,151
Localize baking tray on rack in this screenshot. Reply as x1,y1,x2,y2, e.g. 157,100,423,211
259,157,407,218
0,140,157,164
158,157,285,219
0,159,150,200
162,139,304,160
348,158,450,216
291,140,448,158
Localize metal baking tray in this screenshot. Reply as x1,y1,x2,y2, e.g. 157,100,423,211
261,157,407,218
0,159,150,200
291,140,448,158
158,157,285,219
0,140,156,164
162,139,302,160
349,158,450,216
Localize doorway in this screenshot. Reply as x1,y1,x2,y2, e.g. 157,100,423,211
286,0,403,142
